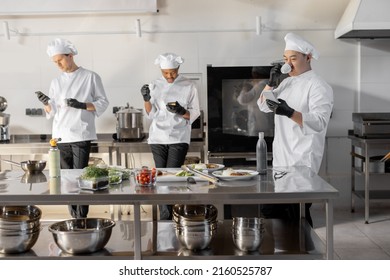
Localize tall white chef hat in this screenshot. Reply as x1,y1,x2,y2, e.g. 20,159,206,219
284,33,319,60
47,38,78,57
154,53,184,69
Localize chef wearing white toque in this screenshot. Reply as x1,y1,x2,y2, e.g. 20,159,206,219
140,53,200,220
36,38,109,218
257,33,334,227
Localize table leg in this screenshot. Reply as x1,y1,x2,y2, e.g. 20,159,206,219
108,147,113,166
133,203,142,260
116,147,121,166
364,145,370,224
152,205,158,255
325,199,334,260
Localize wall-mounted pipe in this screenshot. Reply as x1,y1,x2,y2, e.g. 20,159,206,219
3,21,10,40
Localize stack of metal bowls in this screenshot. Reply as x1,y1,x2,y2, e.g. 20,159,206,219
173,204,218,251
0,205,42,254
48,218,115,254
232,217,265,252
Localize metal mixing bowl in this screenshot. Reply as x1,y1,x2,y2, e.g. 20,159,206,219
232,217,264,229
232,234,262,252
0,205,42,231
21,160,47,174
173,204,218,222
175,228,217,251
0,228,40,254
173,204,218,250
48,218,116,254
231,216,265,252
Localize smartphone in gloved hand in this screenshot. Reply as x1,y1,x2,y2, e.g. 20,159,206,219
263,90,280,103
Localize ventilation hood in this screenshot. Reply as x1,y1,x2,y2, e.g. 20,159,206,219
335,0,390,39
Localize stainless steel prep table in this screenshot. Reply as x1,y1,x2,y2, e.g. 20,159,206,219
348,134,390,223
0,166,338,260
0,134,205,168
110,139,205,167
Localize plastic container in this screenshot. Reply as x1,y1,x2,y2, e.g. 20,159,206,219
256,132,267,174
78,177,109,191
108,170,123,185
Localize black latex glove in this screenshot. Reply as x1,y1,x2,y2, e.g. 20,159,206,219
67,98,87,110
266,98,295,118
166,101,187,115
140,84,151,102
35,91,50,106
267,64,282,87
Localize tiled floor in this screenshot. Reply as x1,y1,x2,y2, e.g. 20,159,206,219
312,204,390,260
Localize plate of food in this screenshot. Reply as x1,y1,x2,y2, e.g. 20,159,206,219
212,168,259,181
187,163,225,172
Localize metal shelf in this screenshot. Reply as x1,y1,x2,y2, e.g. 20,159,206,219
349,134,390,223
0,166,338,259
0,219,324,260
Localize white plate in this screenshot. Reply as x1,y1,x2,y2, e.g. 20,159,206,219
187,163,225,172
212,169,259,181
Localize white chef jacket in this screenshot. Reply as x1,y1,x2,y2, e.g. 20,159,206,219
145,75,200,145
46,67,109,143
257,70,333,173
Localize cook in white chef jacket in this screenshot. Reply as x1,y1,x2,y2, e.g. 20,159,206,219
257,33,334,227
36,38,109,218
140,53,200,219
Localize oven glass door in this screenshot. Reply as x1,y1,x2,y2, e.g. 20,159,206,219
207,65,274,154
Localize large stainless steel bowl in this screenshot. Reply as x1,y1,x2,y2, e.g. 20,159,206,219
48,218,116,254
0,205,42,253
175,228,216,251
173,204,218,250
0,228,40,254
231,216,265,252
232,233,263,252
232,217,264,229
173,204,218,221
0,205,42,231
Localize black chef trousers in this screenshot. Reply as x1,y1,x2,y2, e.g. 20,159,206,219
57,141,91,219
150,143,189,220
260,203,313,227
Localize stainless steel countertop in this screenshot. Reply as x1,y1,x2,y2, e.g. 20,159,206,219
0,166,338,205
1,133,113,145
